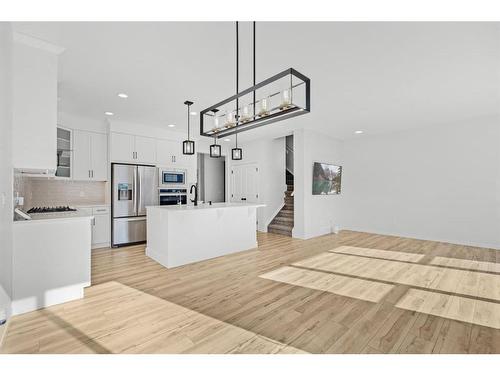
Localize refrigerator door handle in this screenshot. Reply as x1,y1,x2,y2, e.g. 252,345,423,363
133,167,138,216
137,168,142,215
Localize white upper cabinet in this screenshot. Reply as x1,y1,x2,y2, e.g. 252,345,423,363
134,136,157,164
110,132,135,162
156,138,189,167
110,132,156,164
12,36,62,173
73,130,91,180
90,132,108,181
73,130,108,181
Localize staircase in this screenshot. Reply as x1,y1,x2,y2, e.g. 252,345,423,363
268,171,294,236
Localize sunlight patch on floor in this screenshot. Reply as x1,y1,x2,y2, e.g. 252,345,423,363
396,288,500,329
291,252,500,302
260,266,393,303
1,281,307,354
330,245,425,263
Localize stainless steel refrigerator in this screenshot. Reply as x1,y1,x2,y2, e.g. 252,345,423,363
112,163,158,247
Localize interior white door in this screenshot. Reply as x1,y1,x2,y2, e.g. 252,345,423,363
134,136,157,164
245,165,259,203
72,130,91,180
90,132,108,181
231,163,259,203
111,132,135,162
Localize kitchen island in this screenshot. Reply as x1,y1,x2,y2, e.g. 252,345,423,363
146,203,264,268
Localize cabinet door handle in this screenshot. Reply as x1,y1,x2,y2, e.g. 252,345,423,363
88,170,91,178
91,170,94,178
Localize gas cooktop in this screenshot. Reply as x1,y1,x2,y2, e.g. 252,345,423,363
27,206,77,214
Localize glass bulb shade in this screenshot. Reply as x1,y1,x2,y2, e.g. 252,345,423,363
259,97,270,117
210,143,221,158
226,112,235,127
240,105,250,122
183,140,195,155
281,88,292,108
213,115,219,132
231,147,242,160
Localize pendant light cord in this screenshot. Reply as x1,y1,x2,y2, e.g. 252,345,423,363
187,103,190,140
236,21,239,148
253,21,256,119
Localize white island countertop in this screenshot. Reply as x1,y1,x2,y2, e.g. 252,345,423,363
147,202,264,211
146,202,265,268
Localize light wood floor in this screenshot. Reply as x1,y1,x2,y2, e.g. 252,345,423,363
1,231,499,354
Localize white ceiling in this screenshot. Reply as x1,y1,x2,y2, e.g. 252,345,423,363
12,22,500,142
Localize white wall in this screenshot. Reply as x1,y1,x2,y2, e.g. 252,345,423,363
229,137,286,232
341,117,500,249
0,22,13,321
293,129,343,239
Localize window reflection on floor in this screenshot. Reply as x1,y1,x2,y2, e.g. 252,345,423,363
260,246,500,330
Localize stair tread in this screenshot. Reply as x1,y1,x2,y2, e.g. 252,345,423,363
268,223,293,231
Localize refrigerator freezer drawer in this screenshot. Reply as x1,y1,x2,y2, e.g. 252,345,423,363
113,217,146,246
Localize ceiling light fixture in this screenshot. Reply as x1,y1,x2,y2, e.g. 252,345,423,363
224,138,231,142
355,130,364,134
200,21,310,139
168,124,175,128
117,93,128,98
190,111,197,116
182,101,195,155
104,111,114,116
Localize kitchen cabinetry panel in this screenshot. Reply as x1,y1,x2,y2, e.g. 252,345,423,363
73,130,108,181
111,132,135,162
73,130,91,180
135,136,157,164
90,133,108,181
156,138,190,167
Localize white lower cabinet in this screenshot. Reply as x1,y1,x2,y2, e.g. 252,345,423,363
78,206,111,249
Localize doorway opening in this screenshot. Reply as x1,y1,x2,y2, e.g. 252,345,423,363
197,153,226,203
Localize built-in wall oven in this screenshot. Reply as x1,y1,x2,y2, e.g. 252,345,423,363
159,168,187,187
159,188,188,206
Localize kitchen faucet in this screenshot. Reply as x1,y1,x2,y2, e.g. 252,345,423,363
190,184,198,206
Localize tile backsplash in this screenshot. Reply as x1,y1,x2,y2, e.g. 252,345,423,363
14,174,108,208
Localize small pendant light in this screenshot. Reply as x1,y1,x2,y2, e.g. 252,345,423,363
182,100,195,155
210,137,221,158
231,21,242,161
231,133,242,160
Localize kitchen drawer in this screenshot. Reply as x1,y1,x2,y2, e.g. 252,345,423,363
92,206,110,215
78,207,93,216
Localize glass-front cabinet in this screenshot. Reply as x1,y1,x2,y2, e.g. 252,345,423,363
56,126,72,178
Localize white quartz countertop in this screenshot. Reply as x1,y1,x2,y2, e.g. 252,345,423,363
147,202,265,212
14,210,93,224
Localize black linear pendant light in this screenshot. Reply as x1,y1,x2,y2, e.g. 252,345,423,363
200,21,310,139
231,21,243,160
182,100,195,155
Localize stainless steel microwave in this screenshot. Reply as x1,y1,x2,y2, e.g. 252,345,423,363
158,168,187,187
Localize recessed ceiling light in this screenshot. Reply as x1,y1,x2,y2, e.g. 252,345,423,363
105,111,114,116
355,130,363,134
224,138,231,142
117,93,128,98
190,111,197,116
168,124,175,128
